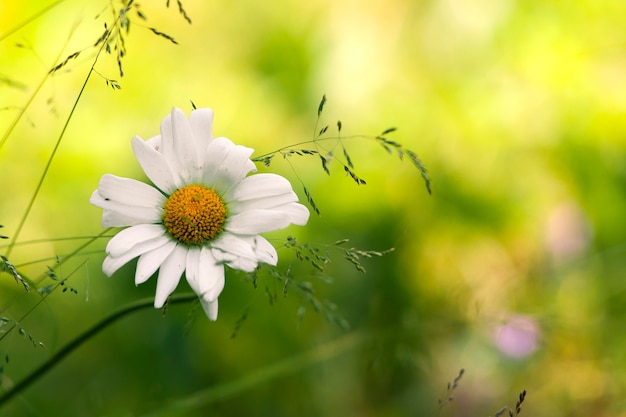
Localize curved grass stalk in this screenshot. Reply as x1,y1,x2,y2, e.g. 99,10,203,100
0,293,198,409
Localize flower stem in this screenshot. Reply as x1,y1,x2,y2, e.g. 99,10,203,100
0,293,197,409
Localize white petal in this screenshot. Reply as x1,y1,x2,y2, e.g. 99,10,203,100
160,108,201,185
132,136,178,194
102,255,130,278
250,235,278,266
201,247,225,300
102,231,171,277
186,247,224,301
228,191,298,214
90,174,165,226
100,209,152,228
225,203,309,235
211,234,259,272
91,191,163,226
225,210,287,235
214,235,277,268
154,244,188,308
146,134,162,151
135,240,177,285
94,174,166,208
211,234,256,262
212,142,256,192
185,246,201,291
224,173,294,203
203,137,256,193
201,298,219,321
105,224,166,258
102,251,136,277
187,109,215,183
189,108,214,144
213,250,257,273
276,202,310,226
202,137,233,186
171,108,200,153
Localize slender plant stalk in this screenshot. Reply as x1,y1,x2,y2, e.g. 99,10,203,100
0,7,75,152
4,22,112,258
0,70,48,152
0,234,114,250
0,229,112,341
0,293,198,409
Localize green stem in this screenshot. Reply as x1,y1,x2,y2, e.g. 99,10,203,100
5,21,111,258
0,229,112,341
0,293,197,409
251,134,370,160
0,1,73,153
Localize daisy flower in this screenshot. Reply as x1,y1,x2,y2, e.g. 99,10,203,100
90,108,309,320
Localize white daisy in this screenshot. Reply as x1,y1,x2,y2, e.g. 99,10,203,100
90,108,309,320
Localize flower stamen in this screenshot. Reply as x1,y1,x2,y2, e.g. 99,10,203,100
163,185,227,245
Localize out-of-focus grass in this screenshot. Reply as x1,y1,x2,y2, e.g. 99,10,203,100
1,0,626,416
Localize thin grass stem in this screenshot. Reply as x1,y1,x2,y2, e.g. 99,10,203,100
4,27,112,258
0,229,110,335
0,7,74,152
0,293,198,409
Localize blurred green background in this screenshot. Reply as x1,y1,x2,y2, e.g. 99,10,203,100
1,0,626,416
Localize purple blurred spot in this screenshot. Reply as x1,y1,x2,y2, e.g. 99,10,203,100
494,315,540,358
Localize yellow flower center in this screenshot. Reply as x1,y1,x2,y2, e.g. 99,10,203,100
162,185,227,245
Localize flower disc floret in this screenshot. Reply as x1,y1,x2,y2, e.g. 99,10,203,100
163,185,226,245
